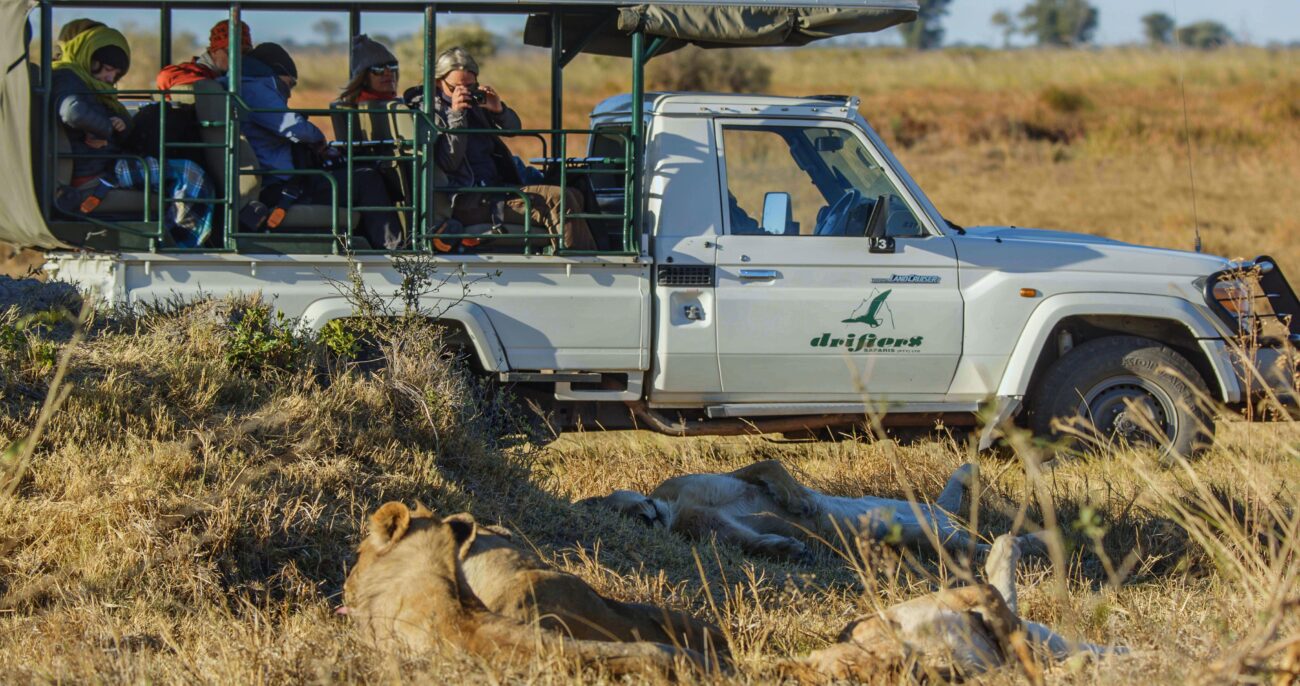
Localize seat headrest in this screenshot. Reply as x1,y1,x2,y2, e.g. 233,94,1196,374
168,85,198,105
190,79,227,122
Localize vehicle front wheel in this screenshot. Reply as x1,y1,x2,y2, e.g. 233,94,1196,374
1027,335,1214,460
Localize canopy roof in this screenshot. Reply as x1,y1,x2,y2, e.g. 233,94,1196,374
2,0,915,249
526,3,916,55
47,0,915,7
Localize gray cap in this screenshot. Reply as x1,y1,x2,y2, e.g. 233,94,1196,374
433,47,478,80
350,35,398,80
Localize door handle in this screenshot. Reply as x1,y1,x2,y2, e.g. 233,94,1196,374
738,269,779,281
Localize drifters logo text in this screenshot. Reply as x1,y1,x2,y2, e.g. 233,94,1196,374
809,289,925,352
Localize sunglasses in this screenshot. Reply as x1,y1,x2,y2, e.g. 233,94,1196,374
367,62,399,75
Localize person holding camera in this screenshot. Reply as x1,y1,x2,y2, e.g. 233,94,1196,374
422,47,596,252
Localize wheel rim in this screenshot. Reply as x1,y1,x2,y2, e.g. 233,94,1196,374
1076,375,1178,448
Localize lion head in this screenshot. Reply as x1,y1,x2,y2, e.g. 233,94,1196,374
341,502,482,651
579,490,671,529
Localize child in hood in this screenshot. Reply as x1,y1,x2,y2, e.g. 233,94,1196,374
52,25,215,247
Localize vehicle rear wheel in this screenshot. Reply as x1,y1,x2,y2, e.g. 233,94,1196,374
1027,335,1214,460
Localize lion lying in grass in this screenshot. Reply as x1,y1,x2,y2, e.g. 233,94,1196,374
785,534,1123,682
340,502,728,675
583,461,1032,561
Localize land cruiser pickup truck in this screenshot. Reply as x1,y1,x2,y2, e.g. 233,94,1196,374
43,92,1300,457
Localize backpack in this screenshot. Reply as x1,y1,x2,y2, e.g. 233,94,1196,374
125,102,204,165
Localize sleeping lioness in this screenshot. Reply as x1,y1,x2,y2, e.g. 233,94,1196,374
583,461,1034,561
785,534,1123,682
341,502,728,675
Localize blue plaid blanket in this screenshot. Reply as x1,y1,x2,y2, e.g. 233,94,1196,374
113,158,214,248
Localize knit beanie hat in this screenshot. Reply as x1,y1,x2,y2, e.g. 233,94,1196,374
350,35,398,80
248,42,297,80
433,47,478,80
91,44,130,73
209,20,253,52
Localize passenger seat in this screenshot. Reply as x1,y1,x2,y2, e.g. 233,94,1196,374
53,126,147,217
331,99,410,232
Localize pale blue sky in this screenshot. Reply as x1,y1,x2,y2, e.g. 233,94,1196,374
54,0,1300,48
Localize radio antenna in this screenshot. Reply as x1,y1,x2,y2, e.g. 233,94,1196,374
1172,0,1203,253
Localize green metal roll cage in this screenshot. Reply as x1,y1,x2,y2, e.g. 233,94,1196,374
32,0,660,256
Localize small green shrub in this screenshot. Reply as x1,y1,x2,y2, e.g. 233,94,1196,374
223,304,310,375
0,308,71,375
1040,85,1094,114
318,319,361,360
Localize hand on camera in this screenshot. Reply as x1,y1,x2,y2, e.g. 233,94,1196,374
451,85,475,112
479,85,503,114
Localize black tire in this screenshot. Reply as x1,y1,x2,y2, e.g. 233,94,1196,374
1027,335,1214,460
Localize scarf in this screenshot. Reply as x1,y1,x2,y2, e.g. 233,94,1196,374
52,26,130,117
356,88,397,103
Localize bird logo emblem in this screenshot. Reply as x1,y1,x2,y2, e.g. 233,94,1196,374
842,289,895,329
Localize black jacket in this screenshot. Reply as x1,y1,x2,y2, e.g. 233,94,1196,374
51,69,128,180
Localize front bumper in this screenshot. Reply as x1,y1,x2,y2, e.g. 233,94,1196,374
1205,255,1300,406
1232,346,1299,406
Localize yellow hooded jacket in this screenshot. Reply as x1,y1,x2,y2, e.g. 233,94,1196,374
52,25,131,118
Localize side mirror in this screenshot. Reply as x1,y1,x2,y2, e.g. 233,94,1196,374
761,192,792,236
813,135,844,152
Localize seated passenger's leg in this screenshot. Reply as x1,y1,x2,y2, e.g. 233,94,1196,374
506,185,596,251
328,167,404,250
112,158,214,248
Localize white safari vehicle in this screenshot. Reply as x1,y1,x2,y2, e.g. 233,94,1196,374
4,0,1296,457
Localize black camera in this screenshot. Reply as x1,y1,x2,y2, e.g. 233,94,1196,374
468,87,488,105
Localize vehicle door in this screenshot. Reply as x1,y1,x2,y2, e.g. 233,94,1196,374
712,119,963,401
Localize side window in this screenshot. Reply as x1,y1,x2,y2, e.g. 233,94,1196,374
720,124,923,238
588,127,630,193
586,127,632,221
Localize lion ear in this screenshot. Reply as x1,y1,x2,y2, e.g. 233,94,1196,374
444,515,479,561
369,502,412,552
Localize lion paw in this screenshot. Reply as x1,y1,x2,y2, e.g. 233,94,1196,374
757,535,808,562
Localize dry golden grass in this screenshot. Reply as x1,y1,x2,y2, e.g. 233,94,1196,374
1,290,1298,684
4,46,1300,684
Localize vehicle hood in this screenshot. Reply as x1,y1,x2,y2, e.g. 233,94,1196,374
955,225,1230,277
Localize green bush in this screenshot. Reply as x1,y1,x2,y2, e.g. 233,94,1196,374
318,318,361,360
1040,85,1093,114
394,23,499,81
647,47,772,93
223,304,311,375
0,308,70,376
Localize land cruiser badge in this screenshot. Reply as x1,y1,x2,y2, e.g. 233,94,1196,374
871,274,941,284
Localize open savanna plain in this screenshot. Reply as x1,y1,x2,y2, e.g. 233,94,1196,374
3,46,1299,684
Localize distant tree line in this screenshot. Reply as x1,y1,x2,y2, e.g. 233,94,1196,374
297,2,1246,53
1142,12,1235,50
898,0,1240,51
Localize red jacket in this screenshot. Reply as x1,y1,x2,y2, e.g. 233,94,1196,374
156,60,219,91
